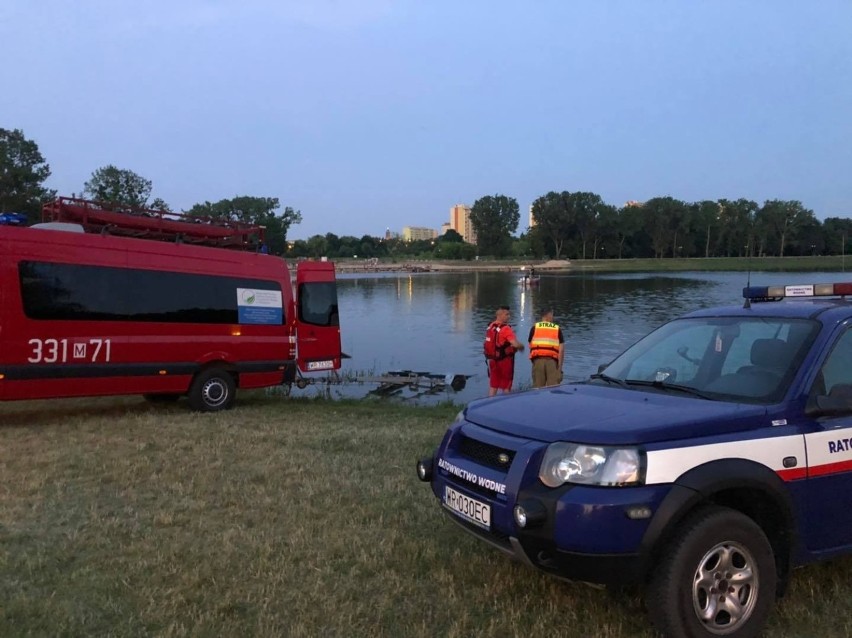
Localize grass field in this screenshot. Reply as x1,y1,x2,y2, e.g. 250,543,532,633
3,394,852,637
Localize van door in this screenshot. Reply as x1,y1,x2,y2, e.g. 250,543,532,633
0,240,5,398
294,261,341,372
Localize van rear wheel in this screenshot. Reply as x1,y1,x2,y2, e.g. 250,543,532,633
188,368,236,411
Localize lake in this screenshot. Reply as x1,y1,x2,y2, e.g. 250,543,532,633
311,270,850,403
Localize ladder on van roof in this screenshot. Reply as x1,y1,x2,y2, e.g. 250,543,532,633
41,197,266,250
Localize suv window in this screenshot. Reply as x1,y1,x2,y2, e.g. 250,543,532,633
602,316,819,403
809,327,852,413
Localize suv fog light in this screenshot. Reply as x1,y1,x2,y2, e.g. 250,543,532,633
514,499,547,529
416,458,433,482
626,505,652,520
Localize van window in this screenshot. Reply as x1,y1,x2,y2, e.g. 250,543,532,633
298,282,339,327
19,261,283,324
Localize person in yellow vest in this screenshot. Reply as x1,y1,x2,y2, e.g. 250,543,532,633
527,307,565,388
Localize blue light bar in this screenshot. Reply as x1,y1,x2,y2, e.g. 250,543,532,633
743,283,852,300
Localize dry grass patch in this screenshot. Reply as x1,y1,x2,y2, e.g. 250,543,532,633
2,395,852,637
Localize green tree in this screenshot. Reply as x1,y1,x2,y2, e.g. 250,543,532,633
570,192,605,259
531,191,572,258
337,235,361,258
822,217,852,256
150,197,172,213
305,234,329,259
641,197,688,258
716,199,757,257
438,229,464,243
756,200,814,257
83,165,152,208
288,239,309,257
435,241,477,260
0,128,55,223
592,204,619,259
692,201,723,258
187,196,302,255
470,194,520,257
523,226,549,259
358,234,381,258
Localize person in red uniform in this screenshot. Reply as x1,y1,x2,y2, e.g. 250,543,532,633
485,305,525,396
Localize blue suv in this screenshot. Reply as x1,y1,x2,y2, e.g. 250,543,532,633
417,282,852,638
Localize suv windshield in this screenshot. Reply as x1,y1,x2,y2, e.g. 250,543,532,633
596,316,819,404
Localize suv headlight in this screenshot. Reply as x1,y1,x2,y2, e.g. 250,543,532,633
539,443,643,487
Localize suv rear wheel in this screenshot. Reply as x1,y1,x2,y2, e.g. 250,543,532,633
188,368,236,412
647,505,776,638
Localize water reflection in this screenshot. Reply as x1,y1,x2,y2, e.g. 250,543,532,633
330,271,847,403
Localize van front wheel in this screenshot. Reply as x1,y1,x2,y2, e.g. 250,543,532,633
188,369,236,411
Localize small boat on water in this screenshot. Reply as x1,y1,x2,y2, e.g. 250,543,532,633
518,275,541,286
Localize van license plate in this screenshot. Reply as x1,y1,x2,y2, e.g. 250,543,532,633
307,360,334,370
443,486,490,530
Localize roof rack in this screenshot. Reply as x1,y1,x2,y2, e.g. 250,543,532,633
41,197,265,250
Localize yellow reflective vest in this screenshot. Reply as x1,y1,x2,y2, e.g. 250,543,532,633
529,321,560,360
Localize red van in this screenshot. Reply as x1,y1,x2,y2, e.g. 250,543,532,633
0,198,341,410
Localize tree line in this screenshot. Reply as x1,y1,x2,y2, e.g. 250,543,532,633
467,192,851,260
3,127,849,261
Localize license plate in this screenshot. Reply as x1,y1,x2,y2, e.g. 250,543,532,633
307,360,334,371
443,486,491,530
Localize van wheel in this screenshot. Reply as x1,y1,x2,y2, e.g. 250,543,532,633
188,369,236,411
143,393,180,404
647,506,776,638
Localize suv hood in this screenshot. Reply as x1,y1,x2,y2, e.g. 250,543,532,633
463,383,770,445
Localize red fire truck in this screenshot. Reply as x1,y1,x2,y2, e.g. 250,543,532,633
0,197,342,410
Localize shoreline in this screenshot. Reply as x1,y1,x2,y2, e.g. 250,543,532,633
332,255,851,275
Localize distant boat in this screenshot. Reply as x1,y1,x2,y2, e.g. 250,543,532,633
518,275,541,286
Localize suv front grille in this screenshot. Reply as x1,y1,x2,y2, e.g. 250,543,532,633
458,434,515,470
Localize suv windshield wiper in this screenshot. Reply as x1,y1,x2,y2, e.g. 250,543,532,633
623,379,713,400
589,373,629,388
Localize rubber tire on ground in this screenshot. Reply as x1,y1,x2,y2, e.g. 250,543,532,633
188,368,236,412
647,505,777,638
143,393,180,404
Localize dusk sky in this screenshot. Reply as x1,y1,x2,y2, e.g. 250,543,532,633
3,1,851,240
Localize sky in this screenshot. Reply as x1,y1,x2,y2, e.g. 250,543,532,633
2,0,851,240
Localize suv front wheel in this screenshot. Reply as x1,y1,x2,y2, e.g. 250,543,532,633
647,505,777,638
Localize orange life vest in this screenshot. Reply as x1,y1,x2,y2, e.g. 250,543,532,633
529,321,560,360
484,321,515,360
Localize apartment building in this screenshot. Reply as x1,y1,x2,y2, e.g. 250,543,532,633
449,204,477,244
402,226,438,242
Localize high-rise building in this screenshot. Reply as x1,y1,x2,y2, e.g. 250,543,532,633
440,222,451,236
528,203,536,229
450,204,477,244
402,226,437,242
